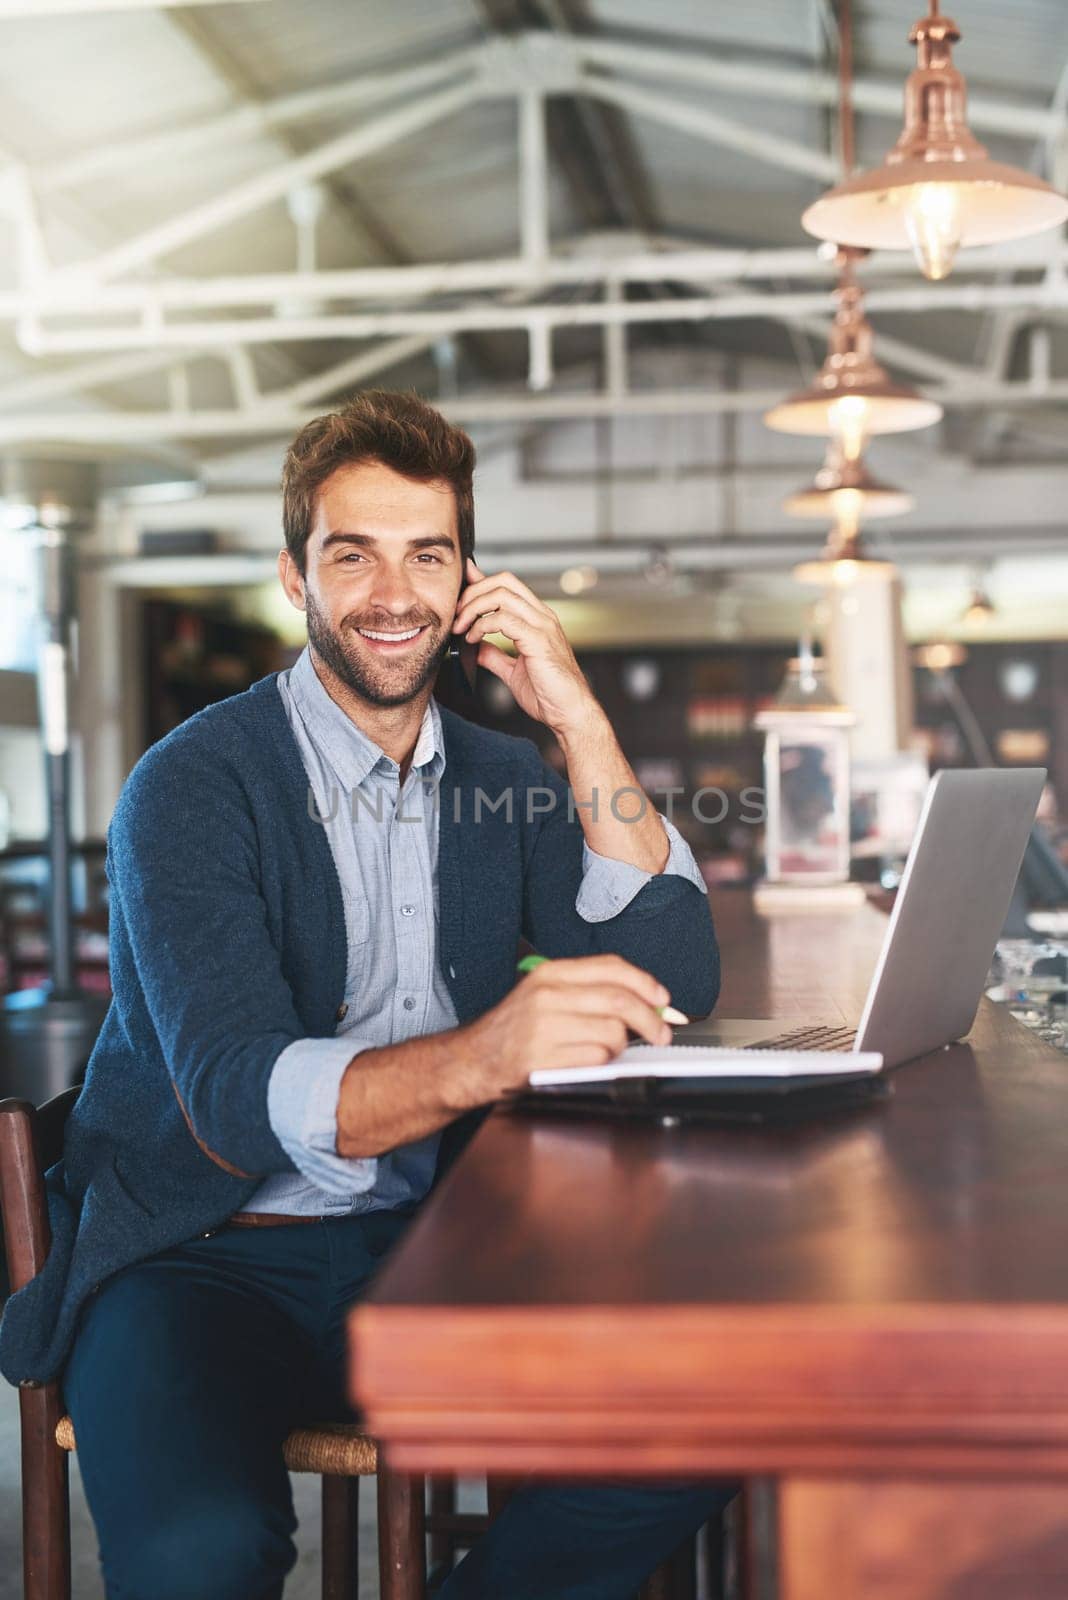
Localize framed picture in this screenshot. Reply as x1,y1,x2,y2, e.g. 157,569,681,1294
762,727,851,883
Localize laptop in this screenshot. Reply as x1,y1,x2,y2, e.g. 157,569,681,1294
677,767,1046,1069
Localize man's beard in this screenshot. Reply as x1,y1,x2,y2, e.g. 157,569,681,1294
304,589,449,708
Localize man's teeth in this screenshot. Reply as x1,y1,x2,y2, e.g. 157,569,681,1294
357,626,424,641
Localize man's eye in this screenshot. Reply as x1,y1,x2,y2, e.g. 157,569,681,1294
416,553,442,563
340,552,365,563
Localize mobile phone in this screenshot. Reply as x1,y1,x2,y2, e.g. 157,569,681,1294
444,572,478,693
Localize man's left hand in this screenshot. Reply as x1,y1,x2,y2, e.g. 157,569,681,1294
452,557,601,739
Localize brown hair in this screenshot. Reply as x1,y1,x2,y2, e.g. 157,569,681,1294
281,389,476,574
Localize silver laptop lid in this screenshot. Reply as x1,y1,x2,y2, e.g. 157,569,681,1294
855,767,1046,1066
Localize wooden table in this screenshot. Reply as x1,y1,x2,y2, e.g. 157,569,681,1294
351,891,1068,1599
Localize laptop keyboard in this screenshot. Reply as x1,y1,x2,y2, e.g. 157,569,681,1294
755,1023,858,1053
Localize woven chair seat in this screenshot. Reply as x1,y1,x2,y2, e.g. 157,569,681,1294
283,1423,378,1476
55,1415,378,1477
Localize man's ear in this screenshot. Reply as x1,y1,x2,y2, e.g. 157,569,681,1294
278,549,307,612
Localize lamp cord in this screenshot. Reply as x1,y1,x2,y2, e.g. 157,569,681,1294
837,0,855,177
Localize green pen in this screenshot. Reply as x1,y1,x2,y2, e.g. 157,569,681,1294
516,953,690,1025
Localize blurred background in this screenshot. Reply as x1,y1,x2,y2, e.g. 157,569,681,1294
0,5,1067,1594
0,0,1065,1013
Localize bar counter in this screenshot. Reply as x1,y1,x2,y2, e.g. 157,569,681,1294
350,889,1068,1597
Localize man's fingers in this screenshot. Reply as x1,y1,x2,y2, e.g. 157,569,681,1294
454,585,545,637
464,606,542,650
542,1012,629,1060
538,1041,614,1072
459,566,546,619
567,985,672,1047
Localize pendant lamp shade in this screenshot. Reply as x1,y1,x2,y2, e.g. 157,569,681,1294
763,272,942,454
793,516,898,586
961,584,995,625
784,443,914,522
801,6,1068,279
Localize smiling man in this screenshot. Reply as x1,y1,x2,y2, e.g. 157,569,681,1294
0,391,727,1599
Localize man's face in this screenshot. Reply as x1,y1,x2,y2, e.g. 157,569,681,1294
282,460,464,708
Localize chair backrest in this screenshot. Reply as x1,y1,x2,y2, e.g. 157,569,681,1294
0,1087,81,1295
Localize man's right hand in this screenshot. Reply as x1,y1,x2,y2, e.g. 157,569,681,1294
337,955,675,1159
452,954,674,1105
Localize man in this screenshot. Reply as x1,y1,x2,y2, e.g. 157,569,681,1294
0,391,728,1598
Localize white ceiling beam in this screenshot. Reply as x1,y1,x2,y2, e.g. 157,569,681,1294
527,322,553,392
272,336,439,408
692,272,974,387
3,164,50,283
48,77,480,285
166,361,191,414
457,528,1068,570
577,36,1063,144
226,345,259,411
603,281,627,399
0,0,264,11
21,278,1068,358
519,88,550,270
0,345,204,409
37,48,484,196
7,377,1068,444
90,523,1068,590
584,74,838,183
6,238,1060,321
31,31,1061,203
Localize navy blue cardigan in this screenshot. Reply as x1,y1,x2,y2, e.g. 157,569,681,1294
0,674,719,1384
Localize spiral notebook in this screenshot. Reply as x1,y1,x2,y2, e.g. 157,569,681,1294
527,1043,884,1089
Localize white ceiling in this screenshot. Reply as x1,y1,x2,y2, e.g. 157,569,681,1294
0,0,1066,586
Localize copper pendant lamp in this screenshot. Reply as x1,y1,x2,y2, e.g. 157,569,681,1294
783,440,914,522
793,508,898,586
802,1,1068,280
763,253,943,456
961,582,996,624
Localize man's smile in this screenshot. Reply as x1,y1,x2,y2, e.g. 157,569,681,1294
351,622,433,653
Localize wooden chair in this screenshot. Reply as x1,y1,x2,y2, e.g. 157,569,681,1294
0,1088,712,1600
0,1088,426,1600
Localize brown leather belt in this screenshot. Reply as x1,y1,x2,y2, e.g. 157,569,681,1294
228,1210,324,1227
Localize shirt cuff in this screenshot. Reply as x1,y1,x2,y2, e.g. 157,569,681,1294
575,813,707,923
267,1036,378,1196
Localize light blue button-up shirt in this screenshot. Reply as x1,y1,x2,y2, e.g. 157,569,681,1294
243,646,707,1217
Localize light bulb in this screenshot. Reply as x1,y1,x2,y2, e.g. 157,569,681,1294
827,395,870,463
901,183,963,281
560,565,598,595
829,486,864,528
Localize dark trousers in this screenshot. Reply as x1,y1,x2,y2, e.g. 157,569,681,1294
61,1213,733,1599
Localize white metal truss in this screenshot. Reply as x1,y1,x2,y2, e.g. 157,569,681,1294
11,374,1068,445
0,0,263,13
1,31,1067,442
22,278,1068,356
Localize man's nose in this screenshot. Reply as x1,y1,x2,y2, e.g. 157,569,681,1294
368,565,418,614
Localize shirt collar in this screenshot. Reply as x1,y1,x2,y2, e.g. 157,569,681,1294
288,645,446,791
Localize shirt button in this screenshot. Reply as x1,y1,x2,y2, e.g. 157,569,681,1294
336,1002,348,1021
403,997,416,1011
400,905,415,917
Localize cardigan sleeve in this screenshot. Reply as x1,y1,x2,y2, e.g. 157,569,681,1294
106,740,310,1179
266,1036,378,1194
518,746,721,1020
575,820,708,921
